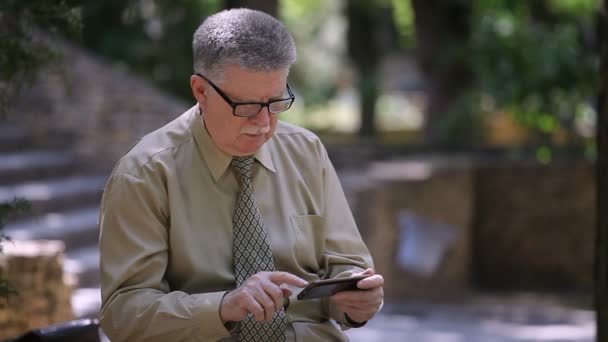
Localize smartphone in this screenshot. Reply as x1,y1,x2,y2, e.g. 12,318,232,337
296,275,369,300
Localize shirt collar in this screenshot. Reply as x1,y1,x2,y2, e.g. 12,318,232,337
189,105,276,182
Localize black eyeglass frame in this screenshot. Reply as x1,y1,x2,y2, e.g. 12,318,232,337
195,73,295,117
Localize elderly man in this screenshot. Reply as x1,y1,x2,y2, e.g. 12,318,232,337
99,8,383,342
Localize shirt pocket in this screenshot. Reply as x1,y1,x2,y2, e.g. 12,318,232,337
290,214,325,273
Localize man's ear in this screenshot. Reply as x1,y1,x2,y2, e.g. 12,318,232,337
190,74,208,108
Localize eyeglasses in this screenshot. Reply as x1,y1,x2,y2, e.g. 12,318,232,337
195,73,295,117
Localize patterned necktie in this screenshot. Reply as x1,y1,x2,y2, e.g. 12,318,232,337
230,156,287,342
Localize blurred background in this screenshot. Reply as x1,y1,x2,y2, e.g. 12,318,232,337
0,0,605,341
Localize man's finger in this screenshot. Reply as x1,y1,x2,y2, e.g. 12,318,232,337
269,271,308,287
260,281,284,313
253,290,275,321
244,296,265,322
333,289,382,305
354,268,374,276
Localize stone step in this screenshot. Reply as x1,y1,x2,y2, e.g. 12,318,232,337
0,150,79,185
0,125,31,152
65,245,100,289
0,175,107,217
4,206,100,251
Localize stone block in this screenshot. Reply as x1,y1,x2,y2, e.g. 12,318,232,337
0,240,74,340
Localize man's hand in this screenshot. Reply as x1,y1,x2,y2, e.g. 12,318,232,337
330,268,384,324
220,271,308,323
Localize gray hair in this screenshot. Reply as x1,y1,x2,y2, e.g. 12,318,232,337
192,8,297,81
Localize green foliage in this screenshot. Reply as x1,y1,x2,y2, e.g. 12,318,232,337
392,0,415,47
468,0,599,149
0,199,30,299
0,0,82,115
536,145,553,164
80,0,221,101
437,92,486,148
280,0,324,21
548,0,599,17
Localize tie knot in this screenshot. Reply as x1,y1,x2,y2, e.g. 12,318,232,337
231,156,255,179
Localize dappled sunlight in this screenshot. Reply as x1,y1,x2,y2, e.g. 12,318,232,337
346,309,595,341
64,257,85,275
71,288,101,318
0,184,52,202
369,160,433,181
0,176,107,203
376,92,426,131
45,213,67,229
346,293,595,341
422,332,465,342
480,320,595,341
282,87,427,134
2,239,64,256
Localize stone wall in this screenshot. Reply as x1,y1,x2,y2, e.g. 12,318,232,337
347,157,595,298
7,37,189,172
0,240,74,340
473,160,595,290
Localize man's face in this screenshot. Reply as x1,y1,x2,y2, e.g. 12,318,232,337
190,65,288,156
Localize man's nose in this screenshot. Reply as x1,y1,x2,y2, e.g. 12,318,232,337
250,106,271,126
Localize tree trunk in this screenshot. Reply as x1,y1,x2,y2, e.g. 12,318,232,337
346,0,384,140
596,2,608,341
411,0,473,146
224,0,278,18
357,74,379,139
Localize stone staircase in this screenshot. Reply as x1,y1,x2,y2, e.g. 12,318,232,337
1,124,106,319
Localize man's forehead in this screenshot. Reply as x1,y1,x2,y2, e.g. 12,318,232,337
218,67,289,100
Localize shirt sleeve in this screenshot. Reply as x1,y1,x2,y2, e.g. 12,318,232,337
99,171,232,342
316,143,374,329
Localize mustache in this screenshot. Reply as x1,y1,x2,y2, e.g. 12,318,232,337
240,125,270,135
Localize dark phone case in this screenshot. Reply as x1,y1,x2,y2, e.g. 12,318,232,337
296,275,368,300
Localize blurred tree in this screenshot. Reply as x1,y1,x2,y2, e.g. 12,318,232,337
406,0,598,149
278,0,345,128
411,0,474,146
0,0,81,116
0,0,78,298
80,0,221,101
224,0,278,17
596,1,608,340
470,0,598,155
346,0,387,139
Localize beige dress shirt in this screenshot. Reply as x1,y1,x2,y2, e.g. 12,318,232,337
99,105,374,341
